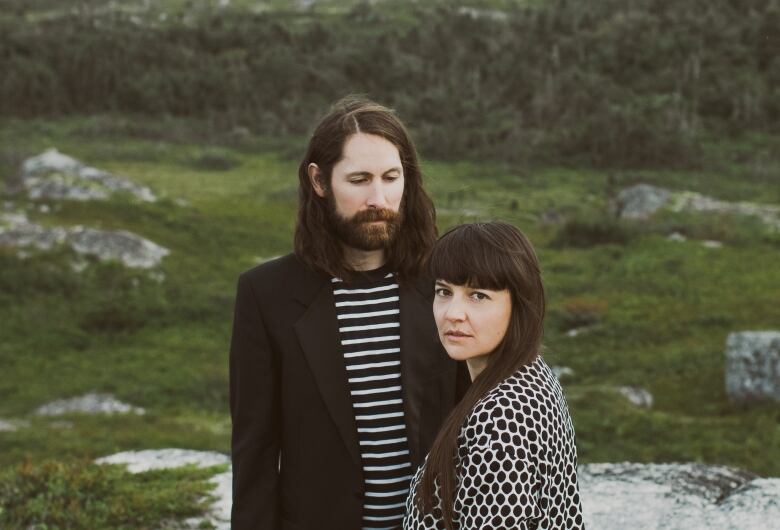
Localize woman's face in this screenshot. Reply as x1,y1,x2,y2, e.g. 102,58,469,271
433,280,512,362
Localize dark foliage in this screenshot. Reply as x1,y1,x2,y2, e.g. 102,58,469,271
1,0,777,167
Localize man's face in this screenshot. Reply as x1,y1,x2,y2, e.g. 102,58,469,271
320,133,405,251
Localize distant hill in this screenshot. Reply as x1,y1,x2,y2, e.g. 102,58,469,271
1,0,778,167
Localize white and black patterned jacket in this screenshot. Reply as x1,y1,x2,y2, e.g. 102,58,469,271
403,356,584,530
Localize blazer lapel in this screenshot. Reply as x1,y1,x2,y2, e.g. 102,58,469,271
399,276,441,470
294,274,362,470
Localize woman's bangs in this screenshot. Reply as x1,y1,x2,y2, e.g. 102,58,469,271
428,226,510,291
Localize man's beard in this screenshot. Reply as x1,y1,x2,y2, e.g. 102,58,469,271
326,195,402,252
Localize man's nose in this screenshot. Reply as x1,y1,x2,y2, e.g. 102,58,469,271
365,180,388,208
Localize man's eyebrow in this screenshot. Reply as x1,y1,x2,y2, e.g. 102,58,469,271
345,167,402,178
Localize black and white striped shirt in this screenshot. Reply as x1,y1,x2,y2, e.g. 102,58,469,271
332,268,412,530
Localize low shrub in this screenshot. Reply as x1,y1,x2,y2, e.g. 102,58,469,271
556,297,608,331
0,459,217,529
551,217,633,248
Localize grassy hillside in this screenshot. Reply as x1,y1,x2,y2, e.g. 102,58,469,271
1,114,778,482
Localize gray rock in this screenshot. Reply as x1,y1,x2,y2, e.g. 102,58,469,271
96,448,229,473
0,418,18,432
551,365,575,380
0,211,169,269
616,386,654,408
725,331,780,403
580,462,779,529
96,449,231,529
702,240,723,249
667,231,687,242
67,226,169,269
16,148,156,202
614,184,672,219
614,186,780,230
35,393,145,416
670,191,780,231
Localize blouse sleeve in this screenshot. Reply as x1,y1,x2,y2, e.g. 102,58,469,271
452,444,543,530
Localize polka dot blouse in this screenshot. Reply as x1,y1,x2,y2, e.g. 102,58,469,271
403,356,584,530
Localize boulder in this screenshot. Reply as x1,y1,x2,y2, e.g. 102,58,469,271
551,365,575,380
725,331,780,403
0,419,18,432
16,148,156,202
616,386,654,408
0,211,169,269
613,184,671,219
34,393,145,416
580,462,780,529
67,226,169,269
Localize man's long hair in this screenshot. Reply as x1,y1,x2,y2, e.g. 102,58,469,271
294,96,437,281
415,222,546,530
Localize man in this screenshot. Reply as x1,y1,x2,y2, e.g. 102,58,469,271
229,96,467,530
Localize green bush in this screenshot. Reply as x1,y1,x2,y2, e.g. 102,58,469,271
0,459,218,529
551,217,633,248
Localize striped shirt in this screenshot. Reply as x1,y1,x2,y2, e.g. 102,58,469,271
332,269,411,530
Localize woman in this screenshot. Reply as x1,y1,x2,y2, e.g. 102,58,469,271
403,222,584,530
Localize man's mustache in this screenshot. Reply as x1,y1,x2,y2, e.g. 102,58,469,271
350,209,399,224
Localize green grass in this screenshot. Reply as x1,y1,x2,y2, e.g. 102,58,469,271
1,115,779,525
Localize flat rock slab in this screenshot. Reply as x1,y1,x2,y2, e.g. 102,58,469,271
96,449,231,529
725,330,780,403
17,148,156,202
93,450,780,530
0,211,169,269
580,462,779,529
614,184,780,230
35,393,145,416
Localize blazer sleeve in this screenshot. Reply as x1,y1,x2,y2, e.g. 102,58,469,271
229,273,280,530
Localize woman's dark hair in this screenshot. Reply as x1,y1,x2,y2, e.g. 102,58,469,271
294,95,437,281
416,221,546,530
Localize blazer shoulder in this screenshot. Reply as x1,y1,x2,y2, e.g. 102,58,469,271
239,253,304,285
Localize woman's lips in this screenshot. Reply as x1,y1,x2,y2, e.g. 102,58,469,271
444,330,472,340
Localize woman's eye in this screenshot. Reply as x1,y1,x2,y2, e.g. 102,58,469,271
471,291,489,301
434,288,451,297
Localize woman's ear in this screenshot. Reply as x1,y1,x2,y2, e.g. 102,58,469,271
308,163,327,198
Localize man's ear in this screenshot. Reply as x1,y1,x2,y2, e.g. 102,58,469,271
308,163,327,198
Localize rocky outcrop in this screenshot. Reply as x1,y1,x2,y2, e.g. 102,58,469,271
725,331,780,403
34,393,145,416
92,450,780,530
613,184,780,230
0,210,169,269
670,191,780,231
580,462,780,529
616,386,654,408
613,184,672,220
15,149,156,202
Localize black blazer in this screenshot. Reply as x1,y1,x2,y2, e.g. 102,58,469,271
229,253,467,530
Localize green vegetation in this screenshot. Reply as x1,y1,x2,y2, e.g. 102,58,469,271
1,0,779,527
0,459,223,529
1,0,778,167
